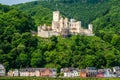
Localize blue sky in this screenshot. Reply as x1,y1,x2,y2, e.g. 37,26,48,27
0,0,37,5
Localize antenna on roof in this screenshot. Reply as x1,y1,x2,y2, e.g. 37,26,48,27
56,3,58,11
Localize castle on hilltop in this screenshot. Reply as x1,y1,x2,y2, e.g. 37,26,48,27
38,11,94,38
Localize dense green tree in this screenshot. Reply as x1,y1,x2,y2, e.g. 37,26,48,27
16,53,29,68
111,35,120,50
31,49,43,67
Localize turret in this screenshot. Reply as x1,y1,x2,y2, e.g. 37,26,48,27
59,17,64,32
37,26,41,36
64,18,68,28
76,21,81,33
88,24,93,33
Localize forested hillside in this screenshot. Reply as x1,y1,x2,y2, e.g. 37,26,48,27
0,0,120,72
92,0,120,50
14,2,52,27
0,4,38,70
15,0,110,27
93,0,120,33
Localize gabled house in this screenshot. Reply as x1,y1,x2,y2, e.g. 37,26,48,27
113,66,120,77
86,67,97,77
39,68,56,77
35,68,57,77
50,68,57,77
104,68,113,77
80,69,87,78
13,69,19,76
96,69,104,78
61,68,72,77
28,68,36,76
7,70,14,76
7,69,19,77
61,68,79,77
35,68,41,77
0,64,5,76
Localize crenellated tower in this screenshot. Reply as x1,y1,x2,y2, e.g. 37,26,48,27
52,11,60,32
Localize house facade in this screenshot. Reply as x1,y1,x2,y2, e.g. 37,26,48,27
61,68,79,77
7,69,19,77
13,69,19,76
96,69,104,78
80,69,87,78
86,67,97,77
104,68,113,77
38,11,94,38
7,70,14,76
20,68,29,76
0,64,5,76
113,66,120,77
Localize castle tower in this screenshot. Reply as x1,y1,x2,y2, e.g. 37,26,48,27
59,17,64,32
76,21,81,33
88,24,93,33
64,18,68,28
37,26,41,36
53,11,60,22
52,11,60,32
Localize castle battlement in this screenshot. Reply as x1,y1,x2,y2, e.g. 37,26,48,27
38,11,94,38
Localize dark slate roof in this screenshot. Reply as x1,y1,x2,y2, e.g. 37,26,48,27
80,69,86,72
19,68,56,72
61,68,80,72
0,64,5,70
86,67,96,70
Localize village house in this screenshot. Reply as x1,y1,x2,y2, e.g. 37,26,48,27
86,67,97,77
38,11,94,38
13,69,19,76
80,69,87,78
113,66,120,77
96,69,104,78
7,70,14,76
19,68,57,77
104,68,113,77
20,68,30,76
0,64,5,76
60,68,80,77
7,69,19,77
38,68,56,77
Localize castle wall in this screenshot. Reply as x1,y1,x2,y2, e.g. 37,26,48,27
38,28,59,38
88,24,93,33
38,30,50,38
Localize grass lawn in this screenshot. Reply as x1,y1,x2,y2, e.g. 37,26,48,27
0,77,120,80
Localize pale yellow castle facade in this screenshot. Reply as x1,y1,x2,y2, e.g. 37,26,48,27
38,11,94,38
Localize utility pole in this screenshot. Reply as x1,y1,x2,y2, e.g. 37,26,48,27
56,3,58,11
